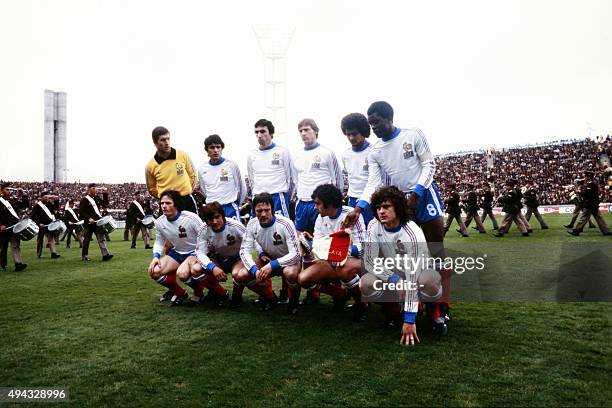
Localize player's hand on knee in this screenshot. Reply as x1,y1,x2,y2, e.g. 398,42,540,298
256,266,271,282
400,323,419,346
341,210,360,229
213,266,227,282
148,258,160,275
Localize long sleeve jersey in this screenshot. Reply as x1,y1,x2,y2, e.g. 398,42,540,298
198,158,246,206
341,142,371,199
152,210,204,257
293,143,344,201
247,143,296,198
195,218,247,273
240,215,301,276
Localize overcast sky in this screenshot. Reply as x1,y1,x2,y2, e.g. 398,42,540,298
1,0,611,183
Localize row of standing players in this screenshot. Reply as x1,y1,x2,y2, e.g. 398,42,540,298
442,172,610,237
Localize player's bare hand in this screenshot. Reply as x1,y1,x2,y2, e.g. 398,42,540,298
213,266,227,282
256,266,272,282
260,255,271,263
301,231,313,241
148,258,160,275
341,209,361,229
400,323,420,346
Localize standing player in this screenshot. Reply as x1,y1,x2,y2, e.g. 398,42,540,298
0,182,27,271
145,126,199,214
443,183,468,237
79,184,114,262
297,184,367,321
147,190,204,306
340,113,374,226
198,134,247,221
361,186,444,343
31,191,60,259
247,119,296,218
236,193,302,315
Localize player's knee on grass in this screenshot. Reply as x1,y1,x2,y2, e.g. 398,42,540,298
417,268,442,302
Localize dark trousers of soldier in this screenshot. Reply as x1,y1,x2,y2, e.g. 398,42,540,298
0,233,22,267
525,206,548,228
464,210,486,232
36,229,56,257
131,222,150,247
65,225,83,248
499,213,528,234
82,226,110,258
575,209,610,234
123,224,131,241
443,213,468,236
480,209,499,229
568,206,595,230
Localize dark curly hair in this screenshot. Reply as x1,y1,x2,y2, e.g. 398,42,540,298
202,201,225,223
340,113,370,138
370,186,410,225
311,184,343,208
367,101,394,121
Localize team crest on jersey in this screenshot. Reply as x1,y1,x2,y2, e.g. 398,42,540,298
226,233,236,245
403,143,414,159
363,158,369,172
176,162,185,175
178,225,187,238
219,168,229,182
272,231,283,246
271,152,280,166
311,155,322,169
395,240,408,255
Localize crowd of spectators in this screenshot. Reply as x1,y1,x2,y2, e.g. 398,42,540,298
2,136,611,216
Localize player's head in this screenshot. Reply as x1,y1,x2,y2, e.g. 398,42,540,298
252,193,274,224
152,126,171,155
298,118,319,147
204,134,225,162
341,113,370,148
371,186,410,227
254,119,274,148
367,101,395,138
159,190,183,218
1,182,11,198
202,201,226,231
312,184,343,217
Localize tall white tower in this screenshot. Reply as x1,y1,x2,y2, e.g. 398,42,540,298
44,89,67,182
253,25,294,146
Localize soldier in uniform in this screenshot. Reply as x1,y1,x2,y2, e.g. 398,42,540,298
62,199,83,248
123,201,132,241
568,171,611,236
0,182,27,271
523,181,549,229
31,191,60,259
494,179,529,237
564,179,595,230
128,191,152,249
79,183,114,262
515,181,532,233
479,182,499,230
463,183,486,233
442,183,468,237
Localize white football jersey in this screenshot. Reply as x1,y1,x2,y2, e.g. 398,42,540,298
198,158,246,206
153,211,204,256
293,143,344,201
313,206,366,255
359,128,436,204
341,142,371,199
364,219,429,317
240,215,301,271
247,143,296,197
195,218,246,268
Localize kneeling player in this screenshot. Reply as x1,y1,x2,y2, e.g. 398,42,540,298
298,184,367,321
147,190,204,306
361,186,444,345
236,193,302,315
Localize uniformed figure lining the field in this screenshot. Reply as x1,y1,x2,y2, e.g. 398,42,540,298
479,182,499,230
564,179,595,230
443,183,468,237
361,186,444,344
79,184,113,262
197,134,247,221
494,179,529,237
0,182,27,271
145,126,199,214
62,199,83,248
463,183,486,233
128,191,152,249
568,171,611,236
523,181,549,230
31,191,60,259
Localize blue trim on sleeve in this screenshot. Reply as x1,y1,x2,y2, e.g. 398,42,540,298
259,252,269,260
153,252,161,259
404,312,416,324
413,184,426,197
206,262,216,273
249,265,259,276
356,200,369,210
351,245,359,257
270,259,282,273
388,273,401,284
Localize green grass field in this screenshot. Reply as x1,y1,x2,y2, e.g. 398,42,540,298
1,214,610,407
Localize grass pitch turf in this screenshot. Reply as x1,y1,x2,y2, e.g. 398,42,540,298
0,213,610,406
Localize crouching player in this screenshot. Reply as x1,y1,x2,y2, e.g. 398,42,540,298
236,193,302,315
361,186,444,345
298,184,367,321
187,201,275,308
147,190,204,306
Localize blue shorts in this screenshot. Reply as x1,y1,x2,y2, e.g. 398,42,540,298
167,249,196,264
252,192,290,218
413,183,444,224
210,254,241,273
222,202,240,221
295,200,319,233
348,196,374,227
